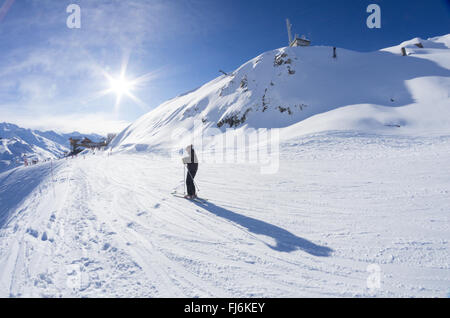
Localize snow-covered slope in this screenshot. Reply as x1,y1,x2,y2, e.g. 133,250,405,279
111,34,450,152
0,133,449,297
0,36,450,297
0,123,104,173
0,35,449,298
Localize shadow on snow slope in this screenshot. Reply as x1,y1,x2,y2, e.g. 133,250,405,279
194,200,333,256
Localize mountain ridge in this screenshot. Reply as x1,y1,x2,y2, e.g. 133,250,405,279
0,122,104,172
111,34,450,153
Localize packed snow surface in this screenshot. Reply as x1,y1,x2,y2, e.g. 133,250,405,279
0,133,449,297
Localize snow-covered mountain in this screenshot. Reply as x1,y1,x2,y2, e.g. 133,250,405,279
0,123,104,172
0,35,449,298
111,34,450,152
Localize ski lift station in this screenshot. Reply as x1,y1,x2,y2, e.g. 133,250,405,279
286,18,311,47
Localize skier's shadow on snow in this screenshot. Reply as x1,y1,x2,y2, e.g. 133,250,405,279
194,201,332,256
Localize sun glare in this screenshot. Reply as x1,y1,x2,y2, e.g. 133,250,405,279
94,54,157,114
109,76,133,97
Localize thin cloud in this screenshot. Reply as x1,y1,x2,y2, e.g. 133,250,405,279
0,0,229,134
0,0,15,23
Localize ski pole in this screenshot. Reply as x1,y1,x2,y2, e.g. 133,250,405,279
184,164,186,195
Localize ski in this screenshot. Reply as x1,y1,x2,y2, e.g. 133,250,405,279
171,192,208,203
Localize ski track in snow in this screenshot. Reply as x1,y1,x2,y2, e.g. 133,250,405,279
0,133,449,297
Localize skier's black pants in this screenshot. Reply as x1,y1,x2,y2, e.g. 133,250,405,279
186,163,198,196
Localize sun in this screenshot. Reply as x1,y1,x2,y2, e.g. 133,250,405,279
109,76,133,97
103,74,137,113
93,54,158,114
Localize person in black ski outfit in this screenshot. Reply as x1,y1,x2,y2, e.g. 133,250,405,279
182,145,198,199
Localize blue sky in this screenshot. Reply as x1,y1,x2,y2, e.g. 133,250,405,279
0,0,448,134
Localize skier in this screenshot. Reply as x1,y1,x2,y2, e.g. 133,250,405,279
182,144,199,199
